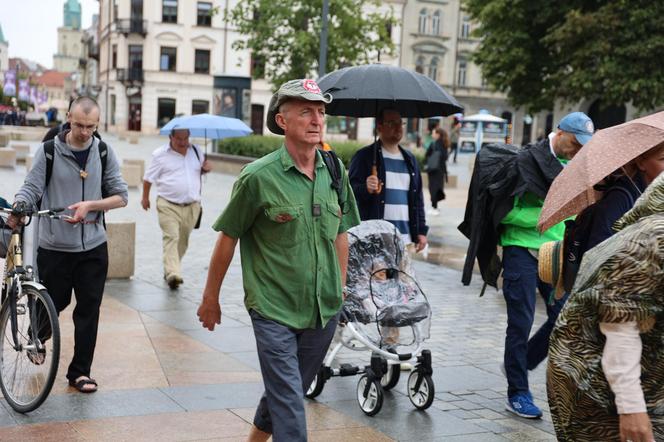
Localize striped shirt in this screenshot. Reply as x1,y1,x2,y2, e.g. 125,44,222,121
382,149,411,244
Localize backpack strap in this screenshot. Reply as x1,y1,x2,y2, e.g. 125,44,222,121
319,149,345,212
43,139,56,189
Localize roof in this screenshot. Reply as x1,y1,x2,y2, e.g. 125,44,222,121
35,71,71,88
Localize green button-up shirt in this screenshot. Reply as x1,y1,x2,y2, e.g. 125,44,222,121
213,146,361,329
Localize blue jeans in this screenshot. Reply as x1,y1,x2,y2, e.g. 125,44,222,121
502,246,568,397
250,309,338,442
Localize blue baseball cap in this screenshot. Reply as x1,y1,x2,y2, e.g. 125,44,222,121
557,112,594,145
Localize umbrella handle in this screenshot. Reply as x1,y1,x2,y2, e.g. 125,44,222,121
369,165,383,194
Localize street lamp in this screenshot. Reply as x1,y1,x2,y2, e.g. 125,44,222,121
318,0,329,78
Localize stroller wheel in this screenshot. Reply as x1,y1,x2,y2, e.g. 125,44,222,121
357,375,383,416
305,369,326,399
380,363,400,390
407,371,435,410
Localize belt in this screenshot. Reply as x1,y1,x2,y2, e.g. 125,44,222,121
162,197,196,207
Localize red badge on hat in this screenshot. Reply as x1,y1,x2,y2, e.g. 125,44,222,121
302,79,321,94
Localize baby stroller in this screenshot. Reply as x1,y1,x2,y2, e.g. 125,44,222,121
306,220,434,415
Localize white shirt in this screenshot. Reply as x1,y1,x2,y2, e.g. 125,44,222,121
144,143,204,204
600,321,647,414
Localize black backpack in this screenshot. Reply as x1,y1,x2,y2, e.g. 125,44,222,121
561,184,635,292
42,139,108,193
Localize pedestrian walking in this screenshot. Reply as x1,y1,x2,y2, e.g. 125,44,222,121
499,112,594,418
425,127,449,216
547,172,664,442
450,118,460,163
197,78,360,442
141,128,211,289
348,108,429,251
9,96,128,393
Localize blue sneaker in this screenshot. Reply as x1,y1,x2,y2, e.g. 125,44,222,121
506,392,543,419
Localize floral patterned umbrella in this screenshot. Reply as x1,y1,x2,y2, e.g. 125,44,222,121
538,111,664,232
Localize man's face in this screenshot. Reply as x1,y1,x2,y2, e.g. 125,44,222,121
552,130,583,160
277,100,326,146
170,130,190,150
377,110,404,145
67,106,100,145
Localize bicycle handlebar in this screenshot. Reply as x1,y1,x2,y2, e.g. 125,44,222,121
0,206,66,218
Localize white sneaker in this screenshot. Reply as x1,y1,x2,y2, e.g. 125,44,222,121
427,208,440,216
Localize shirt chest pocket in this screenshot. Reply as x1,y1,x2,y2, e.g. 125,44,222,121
321,201,341,241
264,205,307,247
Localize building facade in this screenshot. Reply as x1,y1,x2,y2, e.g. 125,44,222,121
0,24,8,74
97,0,253,134
400,0,540,146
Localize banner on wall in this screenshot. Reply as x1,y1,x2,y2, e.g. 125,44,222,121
18,79,30,101
3,70,16,96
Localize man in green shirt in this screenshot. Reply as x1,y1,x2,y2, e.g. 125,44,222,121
500,112,594,419
197,79,360,442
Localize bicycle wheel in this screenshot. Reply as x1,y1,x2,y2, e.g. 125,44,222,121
0,285,60,413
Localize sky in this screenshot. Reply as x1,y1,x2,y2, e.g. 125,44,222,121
1,0,99,69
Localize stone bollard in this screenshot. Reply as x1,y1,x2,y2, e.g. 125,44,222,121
129,133,139,144
0,148,17,168
447,175,458,189
123,158,145,180
121,163,143,188
0,133,9,147
10,143,30,163
106,221,135,279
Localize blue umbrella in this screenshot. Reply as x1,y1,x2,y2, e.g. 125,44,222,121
159,113,253,154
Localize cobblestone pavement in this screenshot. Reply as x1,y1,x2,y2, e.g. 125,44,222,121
0,131,557,441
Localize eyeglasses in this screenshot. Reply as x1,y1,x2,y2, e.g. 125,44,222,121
382,120,406,129
71,122,97,132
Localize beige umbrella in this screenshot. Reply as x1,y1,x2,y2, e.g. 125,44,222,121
538,111,664,232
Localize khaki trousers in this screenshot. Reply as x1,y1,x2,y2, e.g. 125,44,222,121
156,197,201,279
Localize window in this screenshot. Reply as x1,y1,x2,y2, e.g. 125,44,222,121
415,56,425,74
111,44,117,68
250,53,265,78
428,57,439,81
157,98,176,128
431,11,441,35
457,60,467,86
192,100,209,115
162,0,177,23
461,16,471,39
197,2,212,26
418,9,428,34
194,49,210,74
160,47,177,71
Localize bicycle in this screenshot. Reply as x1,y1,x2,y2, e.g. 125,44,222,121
0,205,66,413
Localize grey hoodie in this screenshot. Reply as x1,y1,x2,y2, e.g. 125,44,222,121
15,133,128,252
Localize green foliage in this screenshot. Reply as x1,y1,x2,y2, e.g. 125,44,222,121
226,0,396,89
216,135,425,169
464,0,664,113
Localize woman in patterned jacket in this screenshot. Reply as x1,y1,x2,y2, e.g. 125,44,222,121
547,171,664,442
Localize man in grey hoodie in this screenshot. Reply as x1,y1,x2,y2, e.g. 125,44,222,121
9,96,128,393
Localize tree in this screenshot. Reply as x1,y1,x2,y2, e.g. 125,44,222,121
464,0,664,113
226,0,396,89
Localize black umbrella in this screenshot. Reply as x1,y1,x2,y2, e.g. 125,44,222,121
318,64,463,193
317,63,463,118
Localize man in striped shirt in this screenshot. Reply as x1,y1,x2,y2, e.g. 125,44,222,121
349,108,428,250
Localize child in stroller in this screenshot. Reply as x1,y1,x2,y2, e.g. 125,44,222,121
306,220,435,415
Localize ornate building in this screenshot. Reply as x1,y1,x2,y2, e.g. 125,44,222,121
53,0,85,73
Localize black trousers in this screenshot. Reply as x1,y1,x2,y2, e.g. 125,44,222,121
37,242,108,381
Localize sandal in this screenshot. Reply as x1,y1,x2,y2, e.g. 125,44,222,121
69,376,98,393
